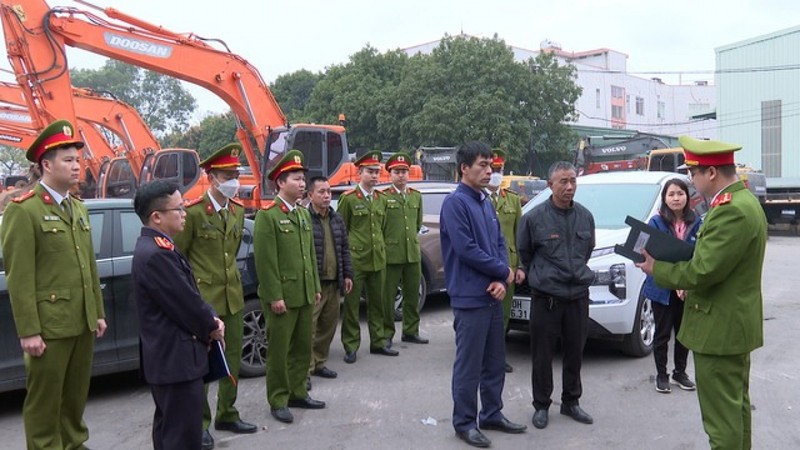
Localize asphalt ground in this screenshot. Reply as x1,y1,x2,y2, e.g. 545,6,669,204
0,236,798,449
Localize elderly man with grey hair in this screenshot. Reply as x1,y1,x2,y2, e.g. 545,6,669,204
517,161,596,430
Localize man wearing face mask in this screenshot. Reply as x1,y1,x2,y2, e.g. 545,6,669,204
485,150,524,373
174,143,256,449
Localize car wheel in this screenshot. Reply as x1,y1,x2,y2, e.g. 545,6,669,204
239,298,267,377
394,275,428,322
621,293,655,357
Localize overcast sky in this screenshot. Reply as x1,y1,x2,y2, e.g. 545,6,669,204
2,0,798,122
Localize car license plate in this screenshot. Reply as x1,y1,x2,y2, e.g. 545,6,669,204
510,297,530,321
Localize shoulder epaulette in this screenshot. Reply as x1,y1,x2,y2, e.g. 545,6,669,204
12,190,35,203
503,188,519,196
154,236,174,251
408,187,420,193
262,200,277,210
375,189,386,196
342,189,357,196
69,192,85,202
230,197,244,206
184,197,204,208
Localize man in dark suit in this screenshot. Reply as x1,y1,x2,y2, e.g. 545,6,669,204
132,180,225,450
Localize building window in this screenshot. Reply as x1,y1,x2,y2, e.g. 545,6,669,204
626,95,630,113
611,85,624,98
657,101,665,120
635,97,644,116
612,105,624,120
596,88,601,109
761,100,782,177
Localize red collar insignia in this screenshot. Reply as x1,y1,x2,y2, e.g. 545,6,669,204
205,202,214,216
711,192,733,208
279,202,289,213
356,190,363,199
41,192,53,205
154,236,174,251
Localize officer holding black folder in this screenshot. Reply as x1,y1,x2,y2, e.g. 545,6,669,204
636,136,767,450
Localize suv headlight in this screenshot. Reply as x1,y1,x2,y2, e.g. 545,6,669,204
593,263,626,300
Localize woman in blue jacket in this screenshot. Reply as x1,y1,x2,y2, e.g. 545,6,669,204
643,178,702,394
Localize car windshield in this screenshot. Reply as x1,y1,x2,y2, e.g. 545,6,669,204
522,183,661,229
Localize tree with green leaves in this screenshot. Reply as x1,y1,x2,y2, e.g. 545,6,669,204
270,69,322,122
162,112,238,161
70,60,197,138
0,145,29,177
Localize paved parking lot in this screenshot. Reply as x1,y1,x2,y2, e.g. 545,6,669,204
0,236,798,449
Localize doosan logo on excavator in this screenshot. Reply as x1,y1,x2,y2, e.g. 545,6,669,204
103,32,173,59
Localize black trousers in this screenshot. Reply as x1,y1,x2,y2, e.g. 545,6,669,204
652,292,689,376
530,295,589,410
150,377,204,450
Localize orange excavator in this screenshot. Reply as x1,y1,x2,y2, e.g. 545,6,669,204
0,80,199,198
0,0,419,210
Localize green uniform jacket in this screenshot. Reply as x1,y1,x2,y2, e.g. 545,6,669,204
337,188,387,271
492,188,522,268
653,181,766,355
254,201,321,307
1,184,104,338
174,193,245,316
382,186,422,264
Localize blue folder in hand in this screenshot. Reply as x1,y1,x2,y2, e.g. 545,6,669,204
204,340,236,386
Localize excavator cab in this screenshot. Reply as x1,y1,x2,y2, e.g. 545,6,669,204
99,157,136,198
137,149,201,194
263,126,350,192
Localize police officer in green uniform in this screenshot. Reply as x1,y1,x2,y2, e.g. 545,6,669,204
382,152,428,345
486,149,525,373
637,136,767,450
173,143,256,448
338,150,397,362
1,119,107,449
254,150,324,424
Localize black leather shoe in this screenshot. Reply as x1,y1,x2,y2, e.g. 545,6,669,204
532,409,548,429
270,407,293,424
306,377,312,391
312,367,338,379
201,429,214,450
504,362,513,373
560,404,593,424
401,334,429,344
455,428,491,448
214,419,258,434
287,397,326,409
370,346,399,356
344,352,357,364
480,417,527,434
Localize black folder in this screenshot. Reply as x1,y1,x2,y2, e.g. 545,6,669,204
204,340,236,385
614,215,694,263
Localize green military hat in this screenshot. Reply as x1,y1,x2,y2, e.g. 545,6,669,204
491,149,507,168
200,143,242,171
354,150,382,168
267,149,307,181
385,151,412,171
27,119,85,163
678,136,742,168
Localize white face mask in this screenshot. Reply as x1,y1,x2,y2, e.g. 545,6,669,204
215,177,240,199
489,172,503,187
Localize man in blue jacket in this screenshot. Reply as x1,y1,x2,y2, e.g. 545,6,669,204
440,141,527,448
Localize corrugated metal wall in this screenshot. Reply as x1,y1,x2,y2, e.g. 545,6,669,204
716,26,800,183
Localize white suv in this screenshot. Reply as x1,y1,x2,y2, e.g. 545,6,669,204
509,171,708,357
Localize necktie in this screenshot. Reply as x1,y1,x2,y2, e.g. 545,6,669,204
63,197,73,219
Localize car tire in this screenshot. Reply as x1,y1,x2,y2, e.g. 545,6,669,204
621,292,655,357
394,274,428,322
239,298,267,377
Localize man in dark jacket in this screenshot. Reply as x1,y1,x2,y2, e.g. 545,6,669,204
132,180,225,450
440,141,527,448
307,176,353,382
518,161,596,430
